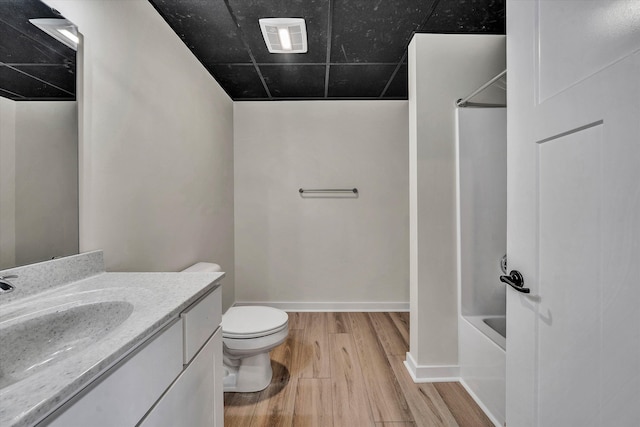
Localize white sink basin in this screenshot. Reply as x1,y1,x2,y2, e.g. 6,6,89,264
0,300,134,389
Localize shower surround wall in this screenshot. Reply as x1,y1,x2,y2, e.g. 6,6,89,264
456,107,507,425
234,101,409,309
458,107,507,321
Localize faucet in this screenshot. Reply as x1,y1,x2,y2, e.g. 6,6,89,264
0,274,17,293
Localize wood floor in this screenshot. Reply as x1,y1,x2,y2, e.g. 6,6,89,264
224,312,494,427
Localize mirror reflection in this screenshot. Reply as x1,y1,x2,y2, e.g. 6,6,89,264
0,0,79,269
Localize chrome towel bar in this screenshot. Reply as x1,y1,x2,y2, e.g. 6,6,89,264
299,188,358,194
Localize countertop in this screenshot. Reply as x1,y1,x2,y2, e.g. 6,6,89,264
0,266,223,427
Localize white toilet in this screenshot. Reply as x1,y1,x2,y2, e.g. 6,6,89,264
182,262,289,393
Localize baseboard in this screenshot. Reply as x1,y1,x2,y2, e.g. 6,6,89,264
233,301,409,312
403,352,460,382
403,353,501,426
459,378,503,427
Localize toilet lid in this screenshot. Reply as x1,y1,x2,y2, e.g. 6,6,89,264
222,306,288,339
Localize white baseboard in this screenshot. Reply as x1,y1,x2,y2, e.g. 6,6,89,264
233,301,409,312
459,378,503,427
403,353,501,426
403,352,460,382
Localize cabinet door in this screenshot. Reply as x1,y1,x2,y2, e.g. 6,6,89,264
42,320,183,427
138,327,222,427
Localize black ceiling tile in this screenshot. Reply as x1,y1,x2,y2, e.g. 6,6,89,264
0,65,74,100
420,0,506,34
328,64,396,98
0,87,22,100
0,0,60,24
210,64,268,99
260,65,325,98
11,64,76,94
0,0,76,100
383,64,407,98
330,0,436,63
0,16,75,65
228,0,329,64
149,0,251,64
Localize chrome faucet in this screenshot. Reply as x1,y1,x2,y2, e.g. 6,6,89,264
0,274,17,293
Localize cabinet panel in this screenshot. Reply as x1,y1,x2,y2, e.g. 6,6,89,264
181,288,221,364
41,320,183,427
213,327,223,427
139,328,222,427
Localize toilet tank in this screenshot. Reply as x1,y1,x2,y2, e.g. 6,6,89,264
182,262,222,273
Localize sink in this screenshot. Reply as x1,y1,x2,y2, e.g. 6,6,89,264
0,301,134,389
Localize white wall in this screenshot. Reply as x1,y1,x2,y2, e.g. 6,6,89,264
15,102,79,266
0,99,78,269
46,0,236,310
0,97,16,269
408,34,506,378
234,101,409,309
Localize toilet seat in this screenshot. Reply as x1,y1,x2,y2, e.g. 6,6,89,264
222,306,288,339
223,322,288,339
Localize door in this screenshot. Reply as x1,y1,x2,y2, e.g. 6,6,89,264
506,1,640,426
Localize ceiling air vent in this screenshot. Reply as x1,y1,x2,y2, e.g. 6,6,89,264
259,18,307,54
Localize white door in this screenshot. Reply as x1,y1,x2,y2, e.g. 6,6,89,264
506,1,640,426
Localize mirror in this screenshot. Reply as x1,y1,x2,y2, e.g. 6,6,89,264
0,0,79,269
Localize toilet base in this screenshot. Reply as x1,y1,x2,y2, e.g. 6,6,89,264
223,352,273,393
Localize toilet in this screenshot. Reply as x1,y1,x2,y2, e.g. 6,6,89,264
182,262,289,393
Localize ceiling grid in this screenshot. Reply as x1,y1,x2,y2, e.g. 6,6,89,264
1,0,505,101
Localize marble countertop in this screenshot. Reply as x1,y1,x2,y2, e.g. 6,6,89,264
0,269,223,427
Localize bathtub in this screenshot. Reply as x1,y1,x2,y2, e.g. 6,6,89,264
459,315,506,426
464,315,505,350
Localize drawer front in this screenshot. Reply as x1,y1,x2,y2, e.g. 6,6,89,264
42,320,183,427
181,287,221,364
138,327,222,427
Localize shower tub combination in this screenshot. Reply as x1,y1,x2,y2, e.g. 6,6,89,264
456,86,507,426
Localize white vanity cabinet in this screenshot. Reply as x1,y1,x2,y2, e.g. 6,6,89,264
138,287,223,427
138,329,223,427
40,286,222,427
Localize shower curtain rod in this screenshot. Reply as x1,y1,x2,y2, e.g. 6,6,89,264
456,69,507,108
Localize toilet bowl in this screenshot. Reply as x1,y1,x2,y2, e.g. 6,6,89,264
222,306,288,392
182,262,289,393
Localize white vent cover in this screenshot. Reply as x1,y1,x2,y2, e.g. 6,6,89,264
259,18,307,54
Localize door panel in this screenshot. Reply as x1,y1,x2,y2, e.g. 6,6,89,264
538,0,640,101
507,0,640,425
537,125,602,426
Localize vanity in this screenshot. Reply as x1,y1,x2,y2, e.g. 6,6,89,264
0,251,224,427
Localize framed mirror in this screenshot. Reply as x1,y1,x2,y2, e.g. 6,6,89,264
0,0,79,269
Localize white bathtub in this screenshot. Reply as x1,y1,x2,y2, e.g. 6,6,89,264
459,315,506,426
464,315,505,350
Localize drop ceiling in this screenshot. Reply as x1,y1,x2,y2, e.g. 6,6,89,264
151,0,505,100
0,0,505,102
0,0,76,101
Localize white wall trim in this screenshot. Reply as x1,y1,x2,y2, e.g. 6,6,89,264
234,301,409,312
403,352,460,382
459,378,502,427
403,352,500,425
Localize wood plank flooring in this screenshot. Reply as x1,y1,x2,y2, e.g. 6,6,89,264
224,312,494,427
